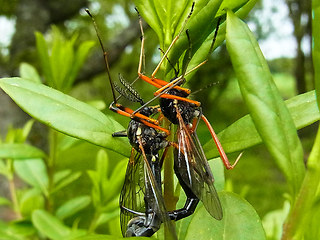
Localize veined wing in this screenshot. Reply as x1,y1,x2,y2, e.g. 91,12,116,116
120,145,178,239
140,140,178,240
119,148,146,237
175,115,223,220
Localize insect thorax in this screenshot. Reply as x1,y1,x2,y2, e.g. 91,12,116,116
160,89,197,125
127,120,168,155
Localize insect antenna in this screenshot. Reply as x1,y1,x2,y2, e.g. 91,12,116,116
85,8,118,104
191,81,219,95
115,74,145,105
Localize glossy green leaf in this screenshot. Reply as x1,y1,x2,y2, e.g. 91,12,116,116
55,195,91,220
183,192,266,240
225,10,304,196
0,78,130,157
167,0,256,79
19,62,41,83
209,157,225,192
134,0,195,49
313,0,320,110
166,0,223,74
282,128,320,239
203,90,320,157
0,143,46,159
14,159,48,196
32,210,71,239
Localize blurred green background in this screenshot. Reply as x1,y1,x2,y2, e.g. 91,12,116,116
0,0,314,235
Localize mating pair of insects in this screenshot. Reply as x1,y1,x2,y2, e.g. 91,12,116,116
87,3,240,239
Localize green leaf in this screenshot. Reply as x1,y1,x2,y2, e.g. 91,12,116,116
262,202,290,240
209,157,225,192
103,160,126,204
55,195,91,220
0,78,130,157
183,192,266,240
19,188,44,218
0,197,11,206
0,220,36,240
66,40,95,91
313,0,320,110
19,62,41,83
54,169,72,183
96,149,109,182
32,210,71,240
0,143,46,159
282,128,320,239
14,159,48,196
225,10,304,196
52,171,82,193
73,234,146,240
165,0,223,74
0,160,9,177
95,210,119,227
203,90,320,158
166,0,256,80
35,32,54,87
87,170,101,208
21,119,35,141
134,0,195,48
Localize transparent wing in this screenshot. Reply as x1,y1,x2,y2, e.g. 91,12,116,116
119,149,146,236
141,141,178,240
120,146,178,239
175,115,223,220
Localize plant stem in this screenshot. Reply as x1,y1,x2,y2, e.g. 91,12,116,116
46,129,58,212
281,125,320,240
164,122,178,210
88,210,100,233
163,122,178,239
8,160,22,219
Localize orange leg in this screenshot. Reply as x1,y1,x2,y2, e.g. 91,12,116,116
159,94,201,107
114,103,159,125
201,115,241,169
109,103,170,135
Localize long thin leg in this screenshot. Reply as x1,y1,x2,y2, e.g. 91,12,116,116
109,102,170,135
201,114,241,169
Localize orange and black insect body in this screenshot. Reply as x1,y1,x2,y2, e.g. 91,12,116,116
160,88,198,125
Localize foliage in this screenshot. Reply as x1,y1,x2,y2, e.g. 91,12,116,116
0,0,319,240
